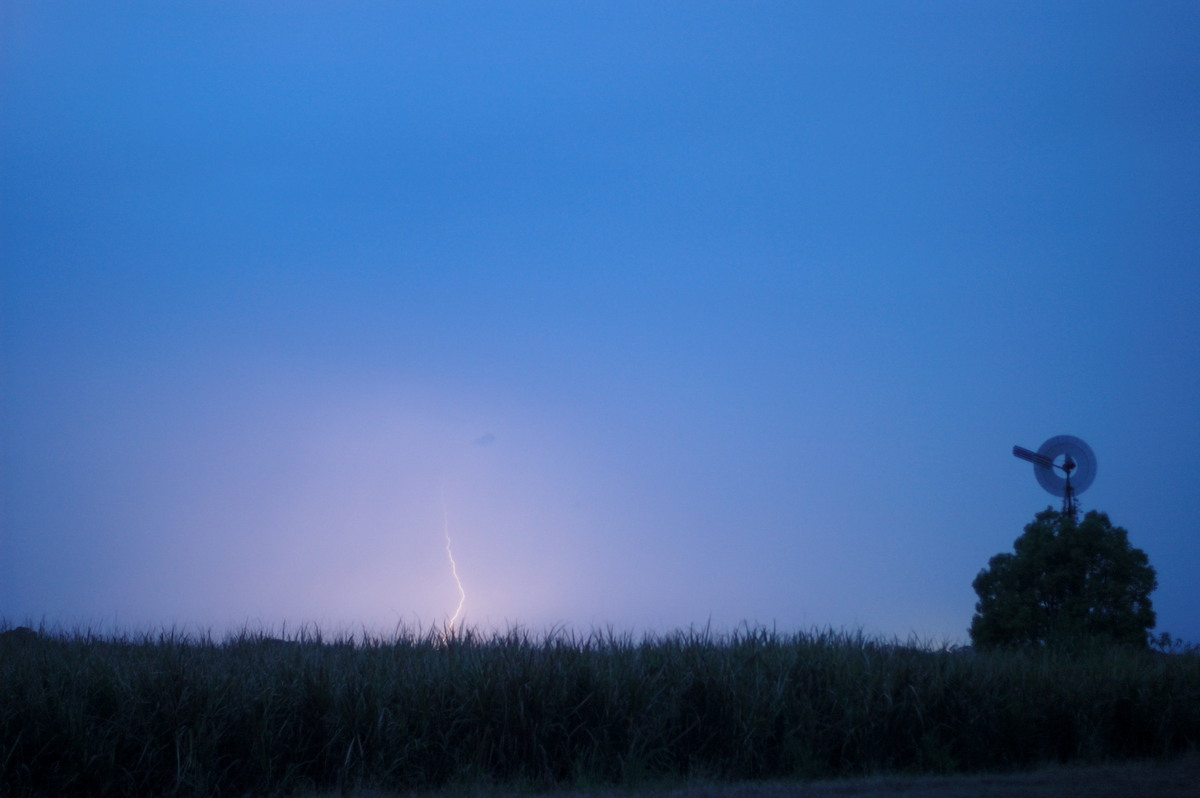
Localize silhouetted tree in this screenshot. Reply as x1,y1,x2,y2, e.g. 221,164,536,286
970,508,1157,649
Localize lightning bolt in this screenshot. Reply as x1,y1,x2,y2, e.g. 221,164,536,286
441,490,466,633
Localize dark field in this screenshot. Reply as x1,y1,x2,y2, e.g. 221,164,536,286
2,623,1198,797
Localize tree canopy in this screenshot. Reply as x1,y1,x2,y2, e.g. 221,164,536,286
970,508,1157,649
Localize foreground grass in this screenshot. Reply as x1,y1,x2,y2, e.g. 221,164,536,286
2,622,1198,797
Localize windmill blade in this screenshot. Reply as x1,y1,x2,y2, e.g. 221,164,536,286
1033,435,1097,497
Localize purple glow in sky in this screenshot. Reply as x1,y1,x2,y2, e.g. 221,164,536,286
3,2,1199,644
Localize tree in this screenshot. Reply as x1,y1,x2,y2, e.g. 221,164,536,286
970,508,1157,649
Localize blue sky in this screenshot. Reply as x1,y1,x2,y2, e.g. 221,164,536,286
3,2,1198,643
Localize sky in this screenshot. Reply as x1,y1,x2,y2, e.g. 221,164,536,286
2,2,1198,645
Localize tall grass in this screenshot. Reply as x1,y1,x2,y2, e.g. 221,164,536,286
2,621,1198,797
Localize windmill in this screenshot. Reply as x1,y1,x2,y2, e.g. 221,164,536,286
1012,435,1097,519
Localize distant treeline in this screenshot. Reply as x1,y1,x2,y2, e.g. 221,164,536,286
2,622,1198,797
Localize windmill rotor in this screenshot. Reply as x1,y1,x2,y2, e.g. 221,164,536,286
1012,435,1097,518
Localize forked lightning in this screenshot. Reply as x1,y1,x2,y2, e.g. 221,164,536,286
441,494,466,631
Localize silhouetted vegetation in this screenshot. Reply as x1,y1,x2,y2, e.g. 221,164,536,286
2,621,1198,797
971,509,1157,650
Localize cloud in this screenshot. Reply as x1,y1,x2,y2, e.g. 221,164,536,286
473,433,497,447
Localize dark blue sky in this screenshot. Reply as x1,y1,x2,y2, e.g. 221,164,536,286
3,2,1198,643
